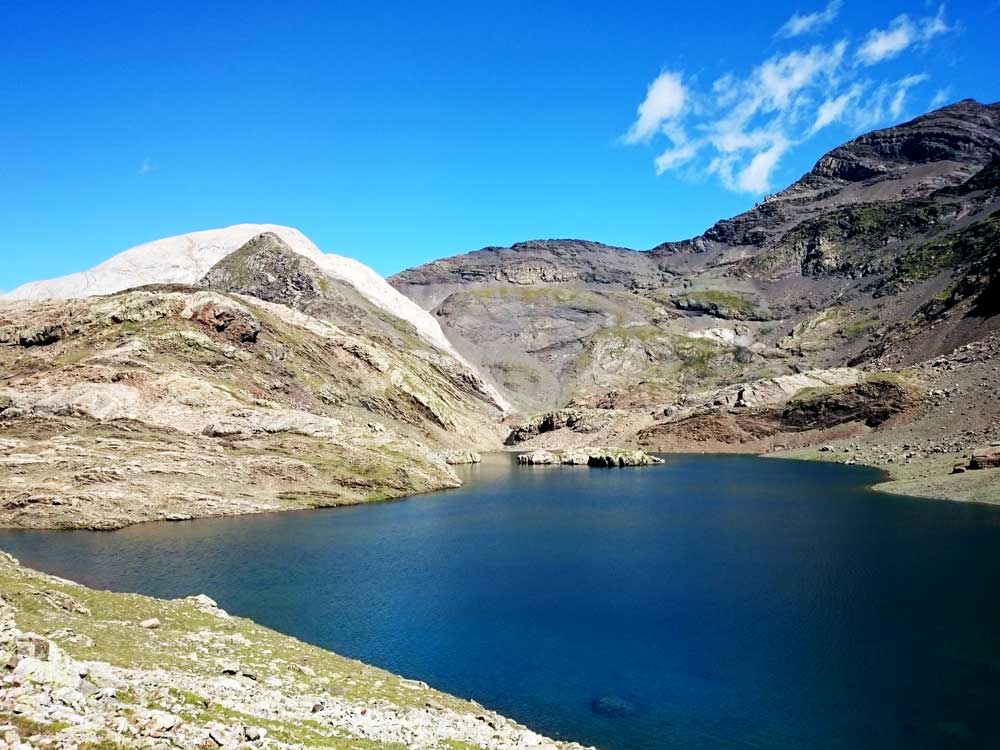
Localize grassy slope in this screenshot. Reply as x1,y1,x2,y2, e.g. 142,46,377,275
0,553,563,749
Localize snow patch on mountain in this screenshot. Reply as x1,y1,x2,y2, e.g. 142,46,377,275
4,223,456,355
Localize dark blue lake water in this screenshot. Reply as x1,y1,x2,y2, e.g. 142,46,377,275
2,454,1000,749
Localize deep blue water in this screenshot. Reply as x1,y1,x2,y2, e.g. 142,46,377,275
2,454,1000,749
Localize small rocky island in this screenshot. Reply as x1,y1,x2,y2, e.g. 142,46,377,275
516,448,664,467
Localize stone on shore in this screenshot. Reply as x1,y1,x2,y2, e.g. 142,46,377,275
969,446,1000,470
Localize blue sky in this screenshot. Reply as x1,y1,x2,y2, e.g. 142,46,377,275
2,0,998,289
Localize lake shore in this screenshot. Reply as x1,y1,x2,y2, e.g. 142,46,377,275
5,453,1000,749
2,436,995,532
0,550,586,750
769,446,1000,505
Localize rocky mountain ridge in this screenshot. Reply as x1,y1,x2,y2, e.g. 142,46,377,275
392,100,998,393
390,99,1000,502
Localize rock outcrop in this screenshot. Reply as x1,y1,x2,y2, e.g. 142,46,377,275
969,446,1000,470
441,449,482,465
200,232,329,306
516,448,663,467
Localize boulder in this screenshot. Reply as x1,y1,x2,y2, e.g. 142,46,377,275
219,660,240,675
245,726,266,741
442,450,482,465
17,323,63,347
185,593,230,618
969,446,1000,470
516,450,558,465
11,638,81,690
561,449,592,465
583,448,664,467
181,293,261,344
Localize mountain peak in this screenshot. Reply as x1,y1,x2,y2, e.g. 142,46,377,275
1,223,464,361
804,99,1000,186
200,231,329,305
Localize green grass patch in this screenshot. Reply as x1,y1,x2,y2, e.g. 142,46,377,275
671,335,733,379
675,289,759,318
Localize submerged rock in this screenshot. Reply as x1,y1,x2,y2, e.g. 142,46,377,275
591,694,639,718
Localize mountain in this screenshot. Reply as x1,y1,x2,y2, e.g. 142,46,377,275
391,100,1000,497
2,101,999,530
0,231,506,529
2,223,464,362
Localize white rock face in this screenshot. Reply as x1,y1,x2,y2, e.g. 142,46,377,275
704,367,864,409
2,223,458,358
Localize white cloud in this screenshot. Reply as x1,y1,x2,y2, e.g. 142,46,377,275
623,71,687,144
856,15,915,64
921,5,951,38
139,158,156,176
737,137,790,193
856,6,952,65
930,87,952,108
655,143,698,173
889,74,929,118
776,0,842,39
756,42,846,111
808,84,864,134
623,7,952,194
653,122,697,173
844,75,931,130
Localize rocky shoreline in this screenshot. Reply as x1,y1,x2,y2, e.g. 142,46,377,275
0,552,587,750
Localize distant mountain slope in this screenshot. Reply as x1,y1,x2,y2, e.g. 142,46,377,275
2,223,462,362
391,100,1000,413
